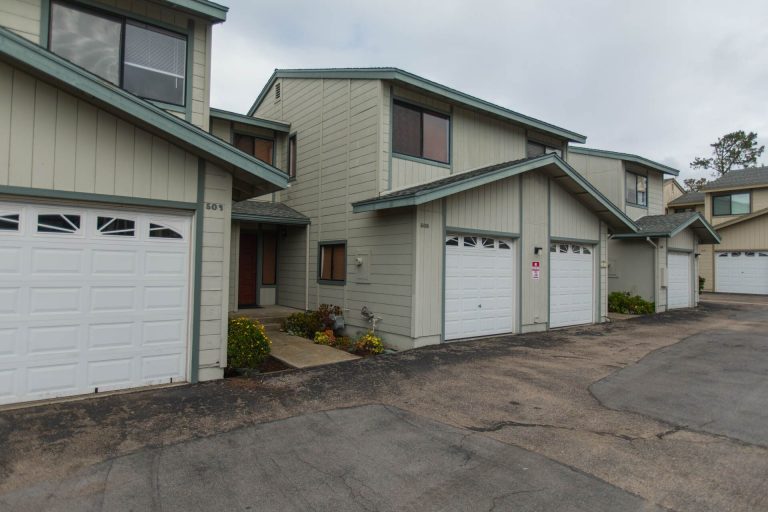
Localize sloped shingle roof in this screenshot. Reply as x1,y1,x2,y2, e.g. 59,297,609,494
232,201,310,225
701,166,768,191
614,212,720,244
668,191,705,206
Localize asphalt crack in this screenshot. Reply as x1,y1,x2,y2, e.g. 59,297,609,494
466,419,643,442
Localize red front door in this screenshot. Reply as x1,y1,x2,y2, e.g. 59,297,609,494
238,232,258,307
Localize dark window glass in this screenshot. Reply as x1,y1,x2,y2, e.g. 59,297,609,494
49,2,122,84
713,193,750,216
123,22,186,106
712,195,730,216
626,172,647,206
626,175,637,204
526,141,546,157
149,223,183,239
254,138,274,165
393,101,450,164
233,134,255,155
38,214,80,233
731,193,750,214
0,214,20,231
97,216,135,236
320,243,345,282
288,135,297,178
262,231,277,285
393,102,421,157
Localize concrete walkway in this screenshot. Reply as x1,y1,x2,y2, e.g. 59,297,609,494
268,329,359,369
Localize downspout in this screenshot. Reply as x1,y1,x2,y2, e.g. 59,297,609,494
305,224,310,311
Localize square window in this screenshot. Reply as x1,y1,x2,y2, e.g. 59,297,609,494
393,101,450,164
234,134,275,166
713,192,751,216
320,243,345,282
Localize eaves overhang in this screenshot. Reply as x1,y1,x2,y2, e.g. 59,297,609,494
352,153,638,234
613,213,721,244
0,27,288,193
210,108,291,133
569,146,680,176
164,0,228,22
248,68,587,144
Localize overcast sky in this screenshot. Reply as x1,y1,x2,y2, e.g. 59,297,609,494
210,0,768,183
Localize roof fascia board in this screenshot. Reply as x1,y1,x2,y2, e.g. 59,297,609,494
248,68,586,143
668,199,704,206
165,0,228,22
569,146,680,176
0,28,287,190
702,183,768,193
231,213,310,225
210,108,291,132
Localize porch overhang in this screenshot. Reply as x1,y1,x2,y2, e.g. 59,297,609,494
232,201,310,225
613,212,721,244
352,153,638,234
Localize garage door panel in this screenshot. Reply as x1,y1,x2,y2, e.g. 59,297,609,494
716,252,768,294
668,252,692,309
0,200,192,405
445,235,516,340
550,243,594,328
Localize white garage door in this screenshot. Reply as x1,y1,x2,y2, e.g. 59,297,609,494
550,243,594,328
668,252,692,309
0,201,192,405
445,235,515,340
715,251,768,294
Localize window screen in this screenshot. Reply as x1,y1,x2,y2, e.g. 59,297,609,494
49,2,122,85
123,22,186,105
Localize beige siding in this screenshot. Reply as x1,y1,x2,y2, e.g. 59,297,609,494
567,153,625,209
712,214,768,250
626,204,647,221
607,238,655,301
669,228,695,251
599,222,608,321
253,78,416,342
656,241,668,311
663,179,684,209
0,0,211,129
0,0,41,43
228,220,240,312
445,176,520,234
646,169,664,216
276,224,308,310
708,188,768,225
391,157,450,190
0,62,198,201
699,244,714,292
521,173,549,332
451,106,526,171
412,201,443,346
550,179,600,241
198,163,232,381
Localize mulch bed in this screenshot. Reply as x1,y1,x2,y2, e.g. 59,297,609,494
224,356,292,378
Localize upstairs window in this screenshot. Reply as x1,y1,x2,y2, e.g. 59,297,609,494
526,141,562,158
713,192,750,216
49,1,187,106
626,172,648,207
393,101,450,164
233,134,275,166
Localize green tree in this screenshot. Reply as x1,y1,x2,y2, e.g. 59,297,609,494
690,130,764,176
683,177,708,191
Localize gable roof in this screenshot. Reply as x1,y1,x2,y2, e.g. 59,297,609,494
232,201,310,225
701,166,768,192
668,191,705,206
247,68,587,144
711,206,768,231
613,212,720,244
568,147,680,176
352,153,637,233
0,26,287,195
164,0,228,22
210,108,291,133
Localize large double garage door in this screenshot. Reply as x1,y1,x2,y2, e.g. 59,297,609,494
444,234,595,340
0,200,192,405
715,251,768,294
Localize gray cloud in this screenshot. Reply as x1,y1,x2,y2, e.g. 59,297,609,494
210,0,768,182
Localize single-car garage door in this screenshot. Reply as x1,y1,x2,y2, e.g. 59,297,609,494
0,201,192,405
715,251,768,294
444,235,515,340
550,242,594,328
668,252,692,309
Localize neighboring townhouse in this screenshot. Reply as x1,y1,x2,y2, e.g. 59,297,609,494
222,68,639,351
567,148,720,312
666,190,705,214
696,167,768,294
663,178,686,211
0,1,290,406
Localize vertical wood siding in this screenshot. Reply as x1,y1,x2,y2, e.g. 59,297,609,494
228,220,240,312
566,153,625,211
390,157,450,189
549,179,600,240
0,62,198,202
412,200,443,344
668,228,695,250
445,176,520,233
254,78,415,340
521,173,549,331
607,238,656,301
0,0,211,130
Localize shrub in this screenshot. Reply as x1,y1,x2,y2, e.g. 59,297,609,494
699,276,706,292
354,331,384,355
228,317,271,368
317,304,343,330
608,292,655,315
313,329,335,346
333,336,352,351
283,311,322,339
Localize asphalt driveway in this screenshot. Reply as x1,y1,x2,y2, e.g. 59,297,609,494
1,298,767,512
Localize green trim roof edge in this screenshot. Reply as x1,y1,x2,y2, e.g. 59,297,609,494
351,153,637,234
0,27,288,190
209,108,291,133
569,146,680,176
166,0,228,22
247,68,587,143
614,213,721,243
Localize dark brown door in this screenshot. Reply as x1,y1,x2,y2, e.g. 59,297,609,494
238,232,258,307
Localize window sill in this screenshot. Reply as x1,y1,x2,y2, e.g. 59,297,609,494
393,153,451,169
318,279,345,286
148,100,187,113
626,203,648,209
